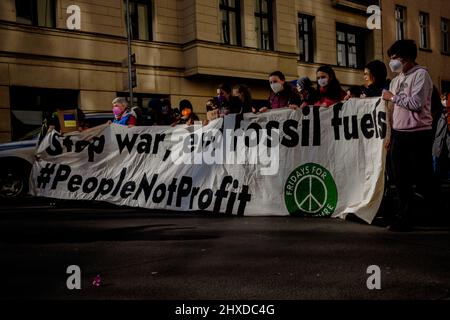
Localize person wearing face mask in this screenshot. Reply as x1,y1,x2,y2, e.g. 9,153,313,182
171,99,199,126
216,83,242,115
314,66,346,107
111,97,136,127
381,40,435,231
256,71,300,113
361,60,390,98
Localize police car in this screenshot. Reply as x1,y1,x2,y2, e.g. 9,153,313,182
0,113,113,198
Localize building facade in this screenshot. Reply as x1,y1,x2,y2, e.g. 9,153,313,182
2,0,444,142
381,0,450,93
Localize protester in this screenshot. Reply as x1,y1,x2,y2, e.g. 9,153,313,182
314,66,346,107
171,99,199,126
441,92,448,108
232,84,253,113
204,98,220,124
112,97,136,127
268,71,300,110
382,39,434,231
290,76,318,109
156,98,175,125
361,60,389,98
255,71,300,113
431,86,446,136
344,86,363,101
217,83,242,115
206,97,219,112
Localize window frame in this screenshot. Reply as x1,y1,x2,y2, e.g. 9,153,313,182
298,13,315,63
336,23,365,69
219,0,242,46
15,0,56,28
254,0,274,51
125,0,153,41
395,5,407,41
419,11,430,50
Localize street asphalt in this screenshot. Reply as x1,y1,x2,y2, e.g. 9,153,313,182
0,197,449,301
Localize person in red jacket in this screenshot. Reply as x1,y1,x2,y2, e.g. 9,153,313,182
314,65,346,108
255,71,300,113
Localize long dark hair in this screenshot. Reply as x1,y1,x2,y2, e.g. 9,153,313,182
316,65,344,100
365,60,388,88
236,84,253,111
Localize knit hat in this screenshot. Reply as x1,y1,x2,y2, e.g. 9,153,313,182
179,99,193,112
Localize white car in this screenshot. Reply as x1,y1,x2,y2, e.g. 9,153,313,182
0,113,113,198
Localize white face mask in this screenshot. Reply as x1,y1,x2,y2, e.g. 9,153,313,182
389,59,404,73
318,78,328,87
270,82,283,94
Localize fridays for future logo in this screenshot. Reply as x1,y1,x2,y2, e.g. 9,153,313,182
284,163,338,217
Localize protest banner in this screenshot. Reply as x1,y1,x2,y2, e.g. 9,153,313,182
30,98,387,224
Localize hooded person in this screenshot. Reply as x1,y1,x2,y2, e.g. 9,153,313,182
172,99,199,126
382,39,435,231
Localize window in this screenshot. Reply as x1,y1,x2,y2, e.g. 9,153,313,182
298,14,315,63
336,24,365,69
395,5,406,40
419,12,430,49
255,0,273,50
15,0,56,28
125,0,152,41
220,0,241,46
442,18,450,54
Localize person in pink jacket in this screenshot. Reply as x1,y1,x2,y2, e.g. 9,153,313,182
382,40,434,231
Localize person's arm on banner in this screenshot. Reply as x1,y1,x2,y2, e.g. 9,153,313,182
385,100,394,150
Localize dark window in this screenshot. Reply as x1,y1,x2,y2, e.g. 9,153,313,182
442,18,450,54
125,0,152,41
395,5,406,40
298,14,315,63
15,0,56,28
419,12,430,49
9,86,79,141
220,0,242,46
255,0,273,50
336,24,366,69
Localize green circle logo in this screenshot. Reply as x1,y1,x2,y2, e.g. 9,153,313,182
284,163,338,217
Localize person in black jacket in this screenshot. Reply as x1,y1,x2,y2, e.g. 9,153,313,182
217,83,242,115
232,84,254,113
361,60,390,98
171,99,199,126
290,76,318,109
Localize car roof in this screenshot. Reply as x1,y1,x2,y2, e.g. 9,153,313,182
84,112,113,119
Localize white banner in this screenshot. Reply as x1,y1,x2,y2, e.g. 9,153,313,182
30,98,387,224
